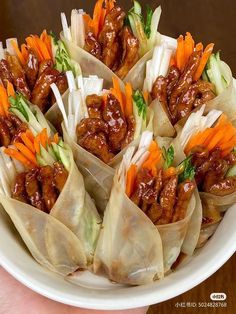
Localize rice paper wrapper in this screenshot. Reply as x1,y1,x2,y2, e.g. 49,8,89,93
149,99,175,137
50,149,101,263
196,222,220,248
61,34,123,89
62,124,115,213
199,191,236,212
171,137,202,256
94,176,164,285
124,49,154,90
0,195,86,276
156,193,196,273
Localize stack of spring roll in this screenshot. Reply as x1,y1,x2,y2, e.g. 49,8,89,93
0,0,236,285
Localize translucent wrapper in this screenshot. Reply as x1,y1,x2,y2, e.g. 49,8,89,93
197,223,220,248
199,191,236,212
50,150,102,263
0,195,86,276
204,62,236,120
124,49,154,90
94,176,164,285
171,137,202,256
62,124,115,213
61,34,123,89
150,99,175,137
156,193,195,273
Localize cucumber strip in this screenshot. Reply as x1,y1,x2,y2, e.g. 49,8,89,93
58,146,70,171
226,164,236,177
51,143,61,161
39,145,55,166
36,154,47,166
147,6,162,50
133,0,142,15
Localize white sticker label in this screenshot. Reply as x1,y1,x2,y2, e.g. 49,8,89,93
210,293,227,301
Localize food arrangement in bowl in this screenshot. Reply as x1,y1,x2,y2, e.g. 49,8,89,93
0,0,236,309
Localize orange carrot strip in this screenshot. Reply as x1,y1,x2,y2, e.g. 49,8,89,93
53,133,59,144
126,164,137,197
10,40,26,65
14,143,37,165
206,128,224,151
39,128,48,148
184,32,195,64
92,0,105,38
170,55,176,67
176,35,185,72
20,133,36,153
0,85,9,116
194,43,214,81
35,37,51,60
21,44,29,61
125,83,133,117
220,139,236,151
34,134,41,154
143,91,149,105
4,148,34,168
111,77,124,113
25,36,43,61
25,129,35,142
7,81,15,97
195,42,203,52
40,30,52,58
106,0,115,12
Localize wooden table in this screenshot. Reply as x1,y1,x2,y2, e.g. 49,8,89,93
0,1,235,313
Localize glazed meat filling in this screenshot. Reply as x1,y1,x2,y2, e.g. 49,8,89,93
12,163,68,213
151,51,216,124
0,114,27,147
76,93,135,163
84,6,139,79
190,146,236,196
130,168,195,225
0,51,68,113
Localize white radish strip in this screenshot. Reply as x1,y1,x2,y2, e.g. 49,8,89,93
68,114,75,139
61,13,72,41
205,110,222,128
71,9,78,45
144,60,152,92
135,151,150,170
83,77,104,96
131,147,146,165
151,45,164,85
159,48,173,77
66,71,76,92
73,90,82,125
0,148,16,183
0,42,5,60
68,93,73,116
138,131,153,150
50,83,69,129
77,12,85,48
6,38,18,56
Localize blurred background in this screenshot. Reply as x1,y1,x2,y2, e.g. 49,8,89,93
0,0,236,73
0,0,235,313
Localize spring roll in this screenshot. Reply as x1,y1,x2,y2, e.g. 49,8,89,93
48,71,153,212
0,128,101,273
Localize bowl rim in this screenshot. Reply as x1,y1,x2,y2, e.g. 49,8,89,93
1,205,236,310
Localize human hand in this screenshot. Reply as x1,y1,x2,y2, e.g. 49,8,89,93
0,267,148,314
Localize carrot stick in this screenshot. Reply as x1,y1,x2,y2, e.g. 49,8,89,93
0,85,9,116
26,129,35,142
195,42,203,52
25,36,43,61
126,164,137,197
176,35,185,72
39,128,48,148
40,30,52,58
4,148,34,168
21,44,29,61
170,55,176,67
7,81,15,97
10,40,26,65
184,32,195,64
53,133,59,144
125,83,133,117
35,37,51,60
92,0,105,38
194,43,214,81
206,128,224,151
34,134,41,154
143,91,149,104
20,133,36,153
14,143,37,165
111,77,124,113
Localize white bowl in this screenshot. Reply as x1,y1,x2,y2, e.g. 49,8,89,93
0,202,236,310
